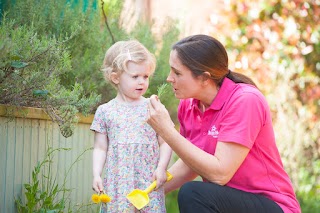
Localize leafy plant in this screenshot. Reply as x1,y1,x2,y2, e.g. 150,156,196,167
15,146,93,213
296,160,320,213
2,0,180,114
0,16,100,137
156,83,169,100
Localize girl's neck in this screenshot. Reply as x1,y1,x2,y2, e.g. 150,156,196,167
115,93,145,104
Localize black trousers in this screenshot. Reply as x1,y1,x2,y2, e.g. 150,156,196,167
178,181,284,213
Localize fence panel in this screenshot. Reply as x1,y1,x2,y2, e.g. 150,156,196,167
0,105,98,212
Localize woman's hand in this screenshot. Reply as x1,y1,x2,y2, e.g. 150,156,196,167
147,95,175,135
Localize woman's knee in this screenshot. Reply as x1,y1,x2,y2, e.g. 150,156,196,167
178,182,221,212
178,182,199,211
178,182,201,204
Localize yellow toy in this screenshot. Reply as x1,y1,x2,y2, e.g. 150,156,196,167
126,171,173,210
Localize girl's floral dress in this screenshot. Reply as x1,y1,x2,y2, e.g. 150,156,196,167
90,98,166,213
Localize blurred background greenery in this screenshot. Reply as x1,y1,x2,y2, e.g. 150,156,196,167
0,0,319,212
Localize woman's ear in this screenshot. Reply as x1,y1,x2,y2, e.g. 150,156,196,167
110,72,120,85
201,72,212,84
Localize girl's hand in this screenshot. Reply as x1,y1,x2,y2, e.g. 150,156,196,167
147,95,174,135
92,175,104,193
153,168,168,189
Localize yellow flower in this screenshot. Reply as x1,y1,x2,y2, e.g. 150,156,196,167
91,194,101,204
100,194,111,203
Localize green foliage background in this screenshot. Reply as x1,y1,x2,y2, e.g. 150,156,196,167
1,0,319,212
209,1,320,212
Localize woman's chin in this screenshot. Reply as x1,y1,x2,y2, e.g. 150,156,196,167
174,93,184,99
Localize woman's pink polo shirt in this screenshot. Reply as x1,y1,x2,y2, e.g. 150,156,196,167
178,78,301,213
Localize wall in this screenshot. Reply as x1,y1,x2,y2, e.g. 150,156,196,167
121,0,224,37
0,105,97,212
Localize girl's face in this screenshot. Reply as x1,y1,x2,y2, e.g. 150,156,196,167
167,50,203,99
116,61,151,102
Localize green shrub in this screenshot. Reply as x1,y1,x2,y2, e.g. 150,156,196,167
0,17,100,137
166,190,179,213
15,146,93,213
296,160,320,213
2,0,180,116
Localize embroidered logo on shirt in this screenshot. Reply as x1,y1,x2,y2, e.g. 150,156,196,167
208,125,219,138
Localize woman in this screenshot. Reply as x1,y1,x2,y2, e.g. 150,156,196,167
147,34,300,213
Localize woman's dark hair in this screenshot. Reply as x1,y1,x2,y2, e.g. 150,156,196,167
172,34,256,87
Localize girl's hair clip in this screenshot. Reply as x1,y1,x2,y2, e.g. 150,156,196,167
127,49,132,61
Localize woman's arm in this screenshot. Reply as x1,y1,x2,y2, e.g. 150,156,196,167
92,132,108,193
148,95,249,185
165,158,198,194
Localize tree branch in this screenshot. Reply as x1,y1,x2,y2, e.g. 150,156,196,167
101,0,116,44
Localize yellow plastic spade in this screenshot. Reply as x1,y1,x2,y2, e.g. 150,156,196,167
126,171,173,210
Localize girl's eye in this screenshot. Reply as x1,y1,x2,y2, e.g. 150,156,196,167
144,75,149,79
132,76,138,79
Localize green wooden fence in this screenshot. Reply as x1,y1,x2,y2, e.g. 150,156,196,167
0,105,97,212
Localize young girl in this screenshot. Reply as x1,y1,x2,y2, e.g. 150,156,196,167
90,40,172,213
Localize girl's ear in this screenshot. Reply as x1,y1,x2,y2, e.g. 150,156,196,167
110,72,120,85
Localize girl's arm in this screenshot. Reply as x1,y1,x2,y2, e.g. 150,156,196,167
154,136,172,188
92,132,108,193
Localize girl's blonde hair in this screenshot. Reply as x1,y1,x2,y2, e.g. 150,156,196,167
101,40,156,88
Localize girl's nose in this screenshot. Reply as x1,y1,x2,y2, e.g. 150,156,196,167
139,78,147,84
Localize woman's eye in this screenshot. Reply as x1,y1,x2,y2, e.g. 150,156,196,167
171,69,180,76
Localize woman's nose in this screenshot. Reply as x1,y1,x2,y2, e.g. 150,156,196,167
166,72,174,83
